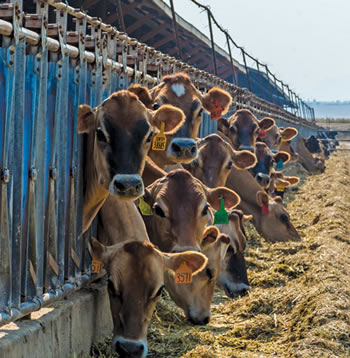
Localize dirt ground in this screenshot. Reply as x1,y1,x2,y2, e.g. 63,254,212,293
91,148,350,358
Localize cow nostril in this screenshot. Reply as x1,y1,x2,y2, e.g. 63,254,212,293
239,288,248,297
203,316,210,324
114,181,125,191
190,146,196,154
171,142,181,153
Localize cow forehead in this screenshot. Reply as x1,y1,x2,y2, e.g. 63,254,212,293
109,248,164,290
232,110,258,128
199,138,230,164
157,170,205,207
100,91,151,131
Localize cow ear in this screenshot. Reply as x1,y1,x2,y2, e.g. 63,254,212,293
77,104,96,133
284,176,300,186
232,150,257,169
217,117,230,135
206,187,240,211
256,190,269,208
128,84,153,109
202,88,232,115
163,251,208,276
217,233,230,259
243,214,253,223
91,238,105,261
274,151,290,163
259,117,275,130
150,104,185,134
201,226,219,248
281,127,298,141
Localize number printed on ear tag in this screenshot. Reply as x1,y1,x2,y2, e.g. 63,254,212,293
152,122,167,151
276,184,285,192
91,259,103,273
175,262,192,284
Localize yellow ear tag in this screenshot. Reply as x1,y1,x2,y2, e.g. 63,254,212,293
276,184,285,192
175,262,192,284
138,198,153,216
281,138,288,143
91,258,103,273
152,122,167,151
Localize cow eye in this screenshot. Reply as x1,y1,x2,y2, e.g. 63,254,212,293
201,204,209,216
197,108,203,118
154,285,165,298
154,204,165,218
206,268,214,281
226,160,233,170
146,131,153,143
230,126,236,133
153,103,160,110
280,214,289,224
96,127,107,143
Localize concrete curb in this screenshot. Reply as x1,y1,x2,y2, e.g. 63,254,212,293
0,281,112,358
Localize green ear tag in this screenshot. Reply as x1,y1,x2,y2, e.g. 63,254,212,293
138,198,153,216
276,159,283,170
214,199,229,225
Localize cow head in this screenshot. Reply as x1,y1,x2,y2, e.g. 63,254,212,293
216,209,252,298
262,124,298,152
130,73,232,166
77,90,185,232
255,191,301,242
217,110,274,152
185,134,257,187
250,142,290,189
92,238,207,357
297,137,326,173
142,169,240,253
164,226,230,325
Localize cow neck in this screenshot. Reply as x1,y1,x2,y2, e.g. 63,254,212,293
82,130,109,233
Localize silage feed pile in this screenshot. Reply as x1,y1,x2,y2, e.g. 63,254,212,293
91,149,350,358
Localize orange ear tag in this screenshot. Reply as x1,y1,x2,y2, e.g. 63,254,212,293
152,122,167,151
91,258,103,273
175,262,192,284
210,100,223,121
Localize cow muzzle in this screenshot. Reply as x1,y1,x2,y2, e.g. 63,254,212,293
238,144,255,153
255,173,270,187
167,138,198,164
109,174,144,200
113,337,148,358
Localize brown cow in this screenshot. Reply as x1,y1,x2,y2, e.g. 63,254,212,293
77,90,185,232
268,170,300,198
164,226,230,324
250,142,290,189
216,209,252,297
92,239,207,357
226,167,301,242
184,134,257,188
297,137,325,173
259,123,298,153
142,169,240,253
279,139,299,162
130,73,232,167
217,110,275,152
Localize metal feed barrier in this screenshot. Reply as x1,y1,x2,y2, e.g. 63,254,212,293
0,0,317,328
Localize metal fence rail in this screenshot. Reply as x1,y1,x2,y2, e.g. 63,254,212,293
0,0,318,328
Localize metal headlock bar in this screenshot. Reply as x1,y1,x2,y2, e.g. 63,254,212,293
0,0,319,328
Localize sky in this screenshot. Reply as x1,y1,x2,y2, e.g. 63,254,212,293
169,0,350,102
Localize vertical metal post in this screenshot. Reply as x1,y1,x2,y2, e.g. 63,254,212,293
265,65,273,104
241,49,252,92
225,33,237,85
273,75,281,106
256,61,265,100
114,0,126,33
9,0,25,308
207,9,217,76
169,0,183,61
